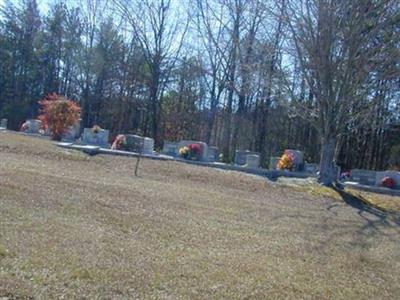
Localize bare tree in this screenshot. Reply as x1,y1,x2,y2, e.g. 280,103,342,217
285,0,399,185
115,0,188,145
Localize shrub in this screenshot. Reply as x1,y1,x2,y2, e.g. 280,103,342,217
38,93,81,141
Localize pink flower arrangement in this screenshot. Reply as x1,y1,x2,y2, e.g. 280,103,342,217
111,134,127,150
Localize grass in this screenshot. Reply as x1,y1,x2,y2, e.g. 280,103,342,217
278,177,400,213
1,131,400,299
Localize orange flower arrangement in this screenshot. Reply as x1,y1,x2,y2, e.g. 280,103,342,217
277,153,295,171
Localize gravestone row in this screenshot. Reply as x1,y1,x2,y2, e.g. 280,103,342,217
351,169,400,188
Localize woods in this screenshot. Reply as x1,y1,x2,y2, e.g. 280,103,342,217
0,0,399,179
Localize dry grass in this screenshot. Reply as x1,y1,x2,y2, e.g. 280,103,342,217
1,131,400,299
278,177,400,213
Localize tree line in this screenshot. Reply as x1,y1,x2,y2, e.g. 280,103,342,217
0,0,399,182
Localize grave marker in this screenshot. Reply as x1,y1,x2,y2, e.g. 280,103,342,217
351,169,377,186
269,156,280,170
162,142,179,156
284,149,304,171
207,146,219,162
25,119,42,134
177,140,208,161
125,135,155,154
235,150,260,166
375,171,400,189
245,154,260,168
304,163,318,174
82,128,109,147
0,118,7,129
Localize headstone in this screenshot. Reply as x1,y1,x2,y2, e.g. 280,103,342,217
351,169,377,186
82,128,109,147
26,119,42,134
63,121,81,141
269,156,281,170
235,150,260,166
125,134,155,154
162,141,179,156
375,171,400,189
207,146,219,162
177,140,208,161
304,163,318,174
245,154,260,168
284,149,304,171
0,118,7,129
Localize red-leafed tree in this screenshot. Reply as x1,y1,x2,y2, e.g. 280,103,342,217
38,93,81,141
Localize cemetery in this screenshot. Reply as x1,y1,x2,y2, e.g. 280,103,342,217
1,0,399,297
4,119,400,195
1,130,400,299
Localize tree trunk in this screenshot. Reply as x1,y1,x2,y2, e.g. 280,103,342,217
318,137,337,186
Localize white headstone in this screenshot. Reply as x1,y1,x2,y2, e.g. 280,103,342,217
375,171,400,188
125,134,155,154
177,140,208,161
82,128,109,147
162,141,179,156
0,118,7,129
235,150,260,166
207,146,219,162
26,119,42,134
63,121,81,141
351,169,377,186
304,163,318,174
245,154,260,168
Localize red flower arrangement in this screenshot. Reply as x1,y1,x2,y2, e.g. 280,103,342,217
179,143,203,160
188,143,202,159
381,177,395,189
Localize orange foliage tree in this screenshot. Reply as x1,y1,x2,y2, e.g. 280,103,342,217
38,93,81,141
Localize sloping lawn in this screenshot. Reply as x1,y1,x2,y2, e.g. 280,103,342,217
1,131,400,299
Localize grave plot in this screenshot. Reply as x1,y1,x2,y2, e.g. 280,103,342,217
82,126,110,147
234,150,261,166
162,141,179,156
177,140,209,161
1,118,7,129
20,119,42,134
62,120,81,141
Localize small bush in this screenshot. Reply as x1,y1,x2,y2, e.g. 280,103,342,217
38,93,81,141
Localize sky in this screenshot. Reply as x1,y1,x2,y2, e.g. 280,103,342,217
0,0,51,13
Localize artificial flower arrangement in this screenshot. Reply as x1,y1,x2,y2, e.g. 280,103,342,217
20,121,29,132
381,176,395,189
277,152,295,171
111,134,127,150
91,125,101,134
179,143,203,160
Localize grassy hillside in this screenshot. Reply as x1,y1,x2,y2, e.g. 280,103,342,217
1,131,400,299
